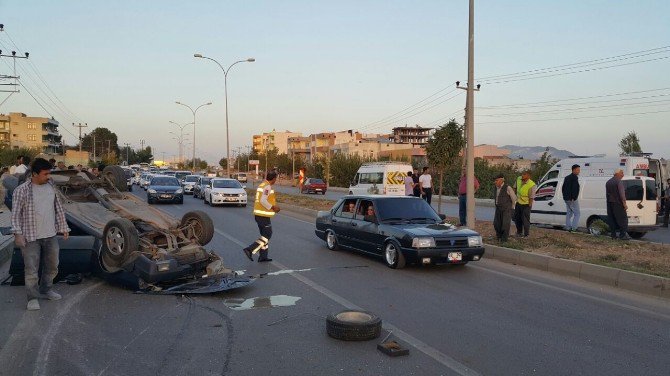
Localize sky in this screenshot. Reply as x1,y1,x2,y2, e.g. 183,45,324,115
0,0,668,164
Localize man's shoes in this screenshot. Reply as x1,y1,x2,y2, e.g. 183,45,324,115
42,290,62,300
242,248,253,261
619,235,632,241
27,299,40,311
258,257,273,263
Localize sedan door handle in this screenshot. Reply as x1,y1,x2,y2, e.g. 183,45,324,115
548,202,554,206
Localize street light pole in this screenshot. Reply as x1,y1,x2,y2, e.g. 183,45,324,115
194,53,255,178
175,101,212,172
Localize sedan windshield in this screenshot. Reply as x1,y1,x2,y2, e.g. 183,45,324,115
310,179,325,184
184,175,199,182
151,177,180,186
375,198,441,222
213,180,242,189
200,178,212,186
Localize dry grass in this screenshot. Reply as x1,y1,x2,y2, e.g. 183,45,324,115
265,190,670,278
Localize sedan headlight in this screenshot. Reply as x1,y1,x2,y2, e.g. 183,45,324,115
241,192,247,196
412,237,436,248
147,189,157,194
175,188,183,194
468,236,483,247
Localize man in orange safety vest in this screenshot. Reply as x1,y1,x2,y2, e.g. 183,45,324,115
242,171,280,262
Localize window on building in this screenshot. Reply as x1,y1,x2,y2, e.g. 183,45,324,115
27,122,36,129
28,134,36,141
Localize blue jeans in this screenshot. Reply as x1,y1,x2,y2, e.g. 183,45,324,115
458,195,467,225
21,236,60,300
565,200,580,230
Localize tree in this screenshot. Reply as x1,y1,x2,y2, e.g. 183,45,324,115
135,146,153,164
81,127,120,162
619,131,642,155
219,158,228,169
425,119,465,214
531,151,557,183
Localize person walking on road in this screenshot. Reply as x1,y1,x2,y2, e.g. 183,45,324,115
562,164,581,232
242,171,280,262
514,171,536,237
419,167,433,205
11,158,70,311
606,169,630,240
493,174,516,242
458,168,480,226
404,171,415,196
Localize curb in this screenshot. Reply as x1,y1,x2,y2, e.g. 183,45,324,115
279,204,669,299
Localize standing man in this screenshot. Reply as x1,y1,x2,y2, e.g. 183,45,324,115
419,167,433,204
404,171,415,196
14,155,28,176
662,178,670,228
242,171,280,262
412,168,421,197
514,171,536,237
606,169,630,240
458,167,480,226
562,164,581,232
11,158,70,311
493,174,517,242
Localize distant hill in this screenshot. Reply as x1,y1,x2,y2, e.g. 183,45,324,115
501,145,576,161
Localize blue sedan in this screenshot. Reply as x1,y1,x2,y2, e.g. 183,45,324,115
147,176,184,204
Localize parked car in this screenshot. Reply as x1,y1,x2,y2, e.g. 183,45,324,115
315,195,485,269
531,175,658,238
182,175,200,195
348,162,412,196
24,166,251,293
204,178,247,207
301,178,327,195
147,176,184,204
193,176,212,199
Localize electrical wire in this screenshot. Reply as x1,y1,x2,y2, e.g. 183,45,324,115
476,109,670,125
477,99,670,117
476,88,670,109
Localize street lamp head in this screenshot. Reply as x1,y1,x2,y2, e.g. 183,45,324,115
194,53,203,58
175,101,181,104
247,58,256,62
206,102,212,105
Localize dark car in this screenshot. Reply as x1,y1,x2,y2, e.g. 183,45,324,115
147,176,184,204
302,178,327,195
193,176,212,199
315,196,485,269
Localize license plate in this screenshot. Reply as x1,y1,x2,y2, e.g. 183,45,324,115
628,217,640,224
448,252,462,261
316,189,322,191
226,197,237,201
160,194,171,199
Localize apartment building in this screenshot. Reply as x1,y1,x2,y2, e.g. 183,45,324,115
391,125,432,145
252,129,302,154
0,112,63,153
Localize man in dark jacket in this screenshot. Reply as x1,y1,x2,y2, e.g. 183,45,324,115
606,169,630,240
561,164,581,232
493,174,517,242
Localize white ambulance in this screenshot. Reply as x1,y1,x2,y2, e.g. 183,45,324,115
348,162,413,196
531,175,659,239
540,154,667,197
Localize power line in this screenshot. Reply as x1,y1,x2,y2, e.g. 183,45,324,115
476,109,670,125
477,99,670,117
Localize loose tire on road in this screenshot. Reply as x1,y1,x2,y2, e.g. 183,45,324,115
102,165,128,192
181,210,214,245
326,310,382,341
102,218,140,267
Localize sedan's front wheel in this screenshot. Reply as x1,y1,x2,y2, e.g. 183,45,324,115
384,241,406,269
326,230,339,251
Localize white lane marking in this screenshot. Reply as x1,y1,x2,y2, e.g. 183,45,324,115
471,264,670,321
34,281,104,376
213,227,481,376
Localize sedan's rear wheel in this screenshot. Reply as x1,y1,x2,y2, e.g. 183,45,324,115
384,241,406,269
102,218,139,267
181,210,214,245
326,230,339,251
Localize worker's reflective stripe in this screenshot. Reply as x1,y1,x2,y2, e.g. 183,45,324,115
254,181,276,217
254,209,275,216
260,236,269,243
257,188,264,192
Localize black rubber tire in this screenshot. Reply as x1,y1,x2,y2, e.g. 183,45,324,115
147,198,153,205
629,232,646,239
102,218,140,266
177,198,184,204
102,165,128,192
325,229,339,251
587,216,610,236
326,310,382,341
128,185,132,192
181,210,214,245
384,241,406,269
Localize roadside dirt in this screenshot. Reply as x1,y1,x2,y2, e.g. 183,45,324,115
272,191,670,278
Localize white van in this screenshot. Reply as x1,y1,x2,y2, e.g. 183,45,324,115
348,162,413,196
540,155,667,197
531,175,659,238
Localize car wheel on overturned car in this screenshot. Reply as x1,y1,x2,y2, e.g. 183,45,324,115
181,210,214,245
102,165,128,192
102,218,140,267
384,241,406,269
326,310,382,341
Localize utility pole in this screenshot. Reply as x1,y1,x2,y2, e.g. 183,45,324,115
140,139,145,149
72,123,88,152
124,143,131,164
92,134,96,163
0,26,29,108
464,0,476,228
106,140,111,161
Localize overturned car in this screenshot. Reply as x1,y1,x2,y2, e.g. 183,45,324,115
7,166,252,294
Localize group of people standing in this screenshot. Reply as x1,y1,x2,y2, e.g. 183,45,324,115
404,167,434,204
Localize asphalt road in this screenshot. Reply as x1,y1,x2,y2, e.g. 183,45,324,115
0,186,669,376
269,182,670,243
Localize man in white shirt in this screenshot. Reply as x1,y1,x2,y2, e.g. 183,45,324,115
419,167,433,204
404,171,414,196
14,155,28,175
